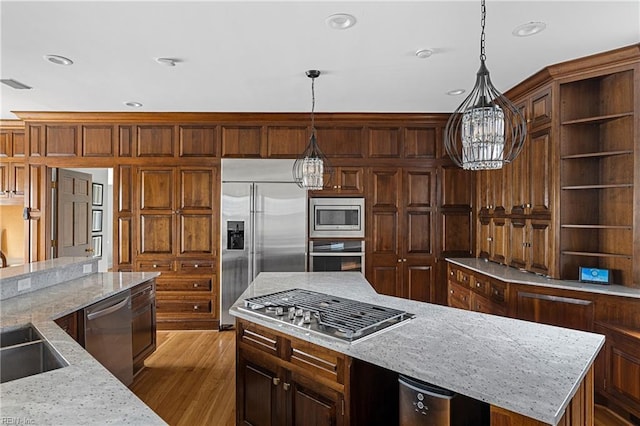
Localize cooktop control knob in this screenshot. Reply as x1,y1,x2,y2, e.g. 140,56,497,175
275,307,284,316
303,311,312,324
295,308,304,317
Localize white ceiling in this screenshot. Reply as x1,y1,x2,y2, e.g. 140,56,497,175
1,1,638,120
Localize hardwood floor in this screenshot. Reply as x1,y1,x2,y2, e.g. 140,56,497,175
130,330,236,426
132,331,628,426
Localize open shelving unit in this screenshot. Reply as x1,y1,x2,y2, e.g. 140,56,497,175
559,68,636,285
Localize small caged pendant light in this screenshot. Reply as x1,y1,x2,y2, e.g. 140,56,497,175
444,0,527,170
293,70,333,190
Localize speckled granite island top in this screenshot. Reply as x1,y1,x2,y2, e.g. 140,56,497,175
0,272,166,425
230,272,605,426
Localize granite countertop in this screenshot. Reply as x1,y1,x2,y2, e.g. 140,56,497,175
0,272,166,425
447,258,640,299
230,272,605,426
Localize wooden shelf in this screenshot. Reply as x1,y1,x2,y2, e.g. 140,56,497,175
561,184,633,190
561,150,633,160
561,224,632,230
562,251,632,259
561,112,633,126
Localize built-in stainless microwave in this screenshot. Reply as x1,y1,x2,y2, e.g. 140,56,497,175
309,198,365,238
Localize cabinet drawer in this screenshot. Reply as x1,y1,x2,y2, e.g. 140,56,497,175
177,260,215,274
471,292,506,316
471,276,490,295
156,297,213,315
489,281,507,305
238,319,280,357
136,260,174,272
448,281,470,310
288,339,345,385
157,277,213,292
457,269,471,287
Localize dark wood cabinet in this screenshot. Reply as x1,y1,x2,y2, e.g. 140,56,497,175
236,319,346,426
513,287,594,331
367,167,436,302
131,280,156,375
310,166,365,196
54,311,81,344
594,322,640,420
0,161,24,203
133,166,218,329
447,265,507,315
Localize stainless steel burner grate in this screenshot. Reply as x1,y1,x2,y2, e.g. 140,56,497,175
242,288,414,341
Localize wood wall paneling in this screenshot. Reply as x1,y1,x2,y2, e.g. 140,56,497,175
266,126,307,158
315,127,364,158
221,126,262,157
137,126,175,157
82,125,114,157
45,125,78,156
179,126,218,157
368,127,401,158
119,126,133,157
404,127,438,159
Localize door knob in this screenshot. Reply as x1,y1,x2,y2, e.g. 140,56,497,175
273,377,280,386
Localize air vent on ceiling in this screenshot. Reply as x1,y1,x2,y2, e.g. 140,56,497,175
1,79,32,90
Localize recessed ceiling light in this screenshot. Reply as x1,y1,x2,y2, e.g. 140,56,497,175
1,79,32,90
326,13,356,30
124,101,143,108
447,89,466,96
415,49,433,59
512,22,546,37
156,57,178,67
44,54,74,66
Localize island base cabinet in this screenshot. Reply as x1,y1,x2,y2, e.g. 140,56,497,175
131,280,156,376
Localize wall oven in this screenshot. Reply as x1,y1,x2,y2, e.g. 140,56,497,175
309,198,365,238
309,240,365,272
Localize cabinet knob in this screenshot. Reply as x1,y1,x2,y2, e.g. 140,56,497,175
476,282,481,288
526,203,531,208
283,383,290,391
450,289,454,294
193,283,199,288
397,259,402,263
402,259,407,262
193,305,199,310
449,271,454,276
487,237,493,242
273,377,281,386
152,264,157,268
194,264,199,268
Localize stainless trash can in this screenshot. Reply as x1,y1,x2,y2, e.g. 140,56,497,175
399,375,487,426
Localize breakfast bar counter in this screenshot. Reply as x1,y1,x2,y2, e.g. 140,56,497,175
230,271,605,425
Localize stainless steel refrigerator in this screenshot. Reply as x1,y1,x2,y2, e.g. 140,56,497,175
220,159,307,329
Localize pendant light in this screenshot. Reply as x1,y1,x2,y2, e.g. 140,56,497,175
293,70,332,190
444,0,527,170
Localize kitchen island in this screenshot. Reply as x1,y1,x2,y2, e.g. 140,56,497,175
0,258,165,425
230,272,605,425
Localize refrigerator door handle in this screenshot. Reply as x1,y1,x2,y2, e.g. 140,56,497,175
252,183,258,280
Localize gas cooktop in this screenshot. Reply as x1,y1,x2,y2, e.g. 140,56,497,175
239,288,414,342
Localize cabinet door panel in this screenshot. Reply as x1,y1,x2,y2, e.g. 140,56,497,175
337,167,364,194
290,381,337,426
509,220,527,269
179,215,214,255
118,217,133,267
180,169,214,210
370,266,400,297
139,169,175,210
405,169,434,208
12,131,25,157
140,215,173,254
478,216,491,259
529,220,550,275
0,163,9,198
239,359,278,426
12,163,25,196
371,211,397,254
490,218,508,264
529,129,551,215
315,127,364,158
406,264,433,302
406,212,432,254
369,169,400,209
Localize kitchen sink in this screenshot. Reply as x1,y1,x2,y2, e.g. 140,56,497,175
0,325,68,383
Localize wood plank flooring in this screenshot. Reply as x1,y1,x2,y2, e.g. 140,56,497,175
131,330,629,426
130,330,236,426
